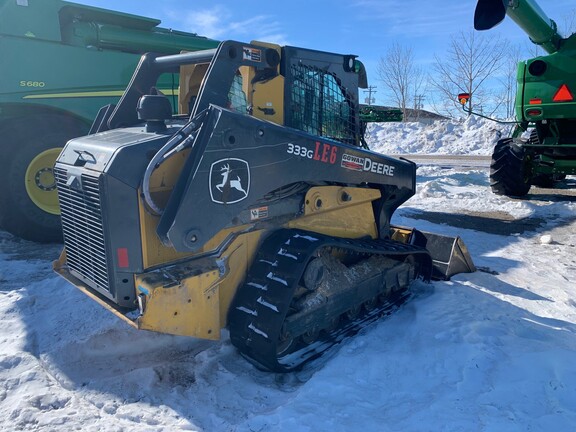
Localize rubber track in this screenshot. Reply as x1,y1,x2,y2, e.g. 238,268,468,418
228,229,432,372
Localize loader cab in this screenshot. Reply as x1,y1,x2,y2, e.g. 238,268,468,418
100,40,365,146
178,42,285,125
180,66,249,117
178,62,210,115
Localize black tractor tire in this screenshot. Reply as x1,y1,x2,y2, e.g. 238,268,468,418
490,138,531,197
0,114,88,243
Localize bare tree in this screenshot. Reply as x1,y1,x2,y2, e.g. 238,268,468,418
561,9,576,36
377,42,425,121
524,39,544,58
429,30,507,118
498,43,523,119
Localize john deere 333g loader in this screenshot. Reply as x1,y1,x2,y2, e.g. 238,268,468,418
53,40,474,372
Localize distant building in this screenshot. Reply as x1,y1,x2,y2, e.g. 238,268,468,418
403,108,449,124
363,105,449,124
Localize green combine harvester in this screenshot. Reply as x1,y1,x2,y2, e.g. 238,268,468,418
474,0,576,196
0,0,219,242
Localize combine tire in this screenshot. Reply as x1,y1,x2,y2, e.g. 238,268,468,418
0,114,88,242
489,138,531,197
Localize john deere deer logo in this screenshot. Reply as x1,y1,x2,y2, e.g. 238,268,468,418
209,158,250,204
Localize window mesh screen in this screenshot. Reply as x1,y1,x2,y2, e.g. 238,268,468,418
227,72,247,113
289,64,356,144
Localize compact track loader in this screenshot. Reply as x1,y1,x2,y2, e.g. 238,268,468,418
53,41,474,372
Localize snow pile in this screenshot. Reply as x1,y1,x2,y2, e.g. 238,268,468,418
408,166,539,219
366,115,513,155
1,116,576,431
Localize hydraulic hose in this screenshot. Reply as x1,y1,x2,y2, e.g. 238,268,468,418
141,118,201,215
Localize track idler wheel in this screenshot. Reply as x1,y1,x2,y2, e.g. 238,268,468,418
303,257,325,290
345,305,362,321
323,316,340,333
276,325,295,357
301,327,321,345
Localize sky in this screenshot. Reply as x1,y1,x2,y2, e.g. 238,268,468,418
76,0,575,106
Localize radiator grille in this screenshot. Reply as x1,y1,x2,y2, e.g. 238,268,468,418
54,167,110,292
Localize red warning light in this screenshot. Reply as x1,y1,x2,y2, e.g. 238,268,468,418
552,84,574,102
457,93,470,105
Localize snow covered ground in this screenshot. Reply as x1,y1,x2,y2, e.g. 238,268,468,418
1,117,576,431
